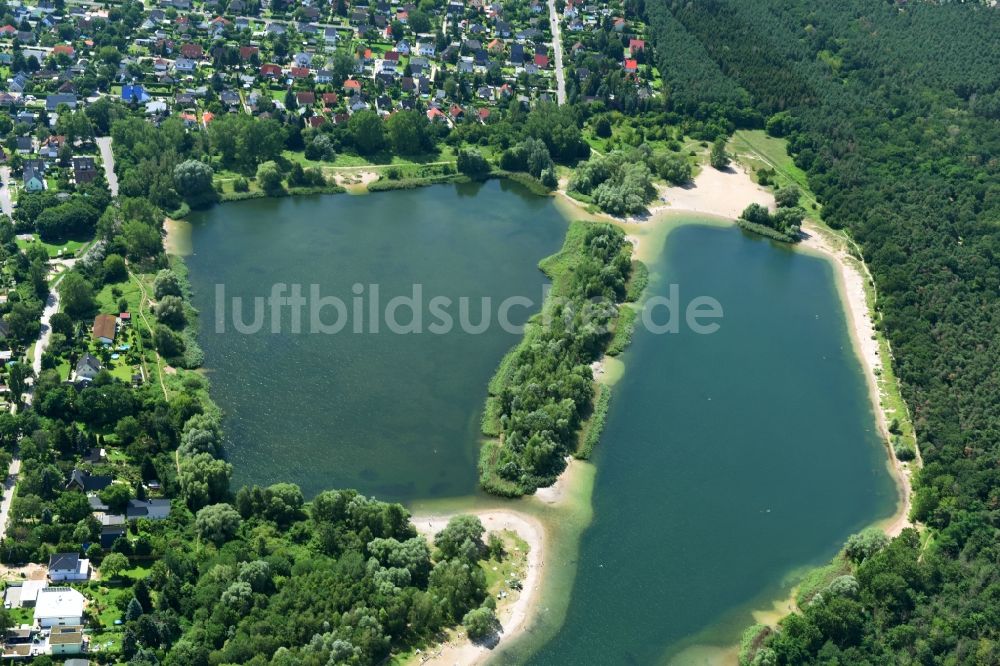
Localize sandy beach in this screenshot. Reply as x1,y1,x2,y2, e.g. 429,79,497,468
410,510,547,665
799,225,915,537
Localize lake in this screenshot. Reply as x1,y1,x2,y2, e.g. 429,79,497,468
185,181,568,501
187,186,897,662
522,221,897,664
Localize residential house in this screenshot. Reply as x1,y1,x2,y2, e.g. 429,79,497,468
121,84,151,103
126,499,172,521
48,626,85,655
72,156,97,185
416,41,435,57
22,166,44,192
33,588,86,628
45,93,77,112
324,27,340,44
173,57,197,73
48,553,90,582
65,468,113,492
92,313,116,344
74,353,101,382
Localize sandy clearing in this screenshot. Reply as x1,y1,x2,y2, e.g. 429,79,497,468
410,511,546,665
651,164,775,220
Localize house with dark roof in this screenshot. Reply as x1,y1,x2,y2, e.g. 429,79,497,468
65,469,113,493
48,553,90,581
126,499,171,521
45,93,77,112
22,166,44,192
72,156,97,185
74,353,101,382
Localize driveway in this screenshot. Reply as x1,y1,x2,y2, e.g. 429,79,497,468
30,281,61,379
0,167,13,217
96,136,118,197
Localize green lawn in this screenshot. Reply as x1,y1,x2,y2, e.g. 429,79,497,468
15,234,90,258
730,130,818,207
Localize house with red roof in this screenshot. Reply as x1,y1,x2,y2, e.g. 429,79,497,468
322,92,339,107
180,43,203,59
296,91,316,105
290,67,311,79
308,116,326,128
53,44,75,57
0,25,16,36
426,107,446,122
629,39,646,55
534,54,550,68
343,79,361,92
260,64,282,78
624,58,638,73
240,46,259,61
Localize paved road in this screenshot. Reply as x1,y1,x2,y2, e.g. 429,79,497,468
96,136,118,197
0,455,20,541
548,0,567,104
31,282,61,378
0,167,12,217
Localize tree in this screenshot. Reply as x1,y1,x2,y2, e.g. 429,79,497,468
428,559,487,621
348,110,386,155
154,270,183,299
385,110,432,155
256,161,285,196
195,503,242,545
125,596,144,621
154,324,185,359
434,515,485,561
179,453,232,509
173,160,217,208
774,186,800,208
122,220,162,260
710,136,730,170
457,149,491,179
101,551,130,579
58,272,97,318
103,254,128,283
844,528,889,564
155,295,187,329
462,606,500,642
99,483,133,513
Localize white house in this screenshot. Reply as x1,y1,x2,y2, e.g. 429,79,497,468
34,588,85,628
416,41,436,57
48,626,85,655
48,553,90,582
74,354,102,383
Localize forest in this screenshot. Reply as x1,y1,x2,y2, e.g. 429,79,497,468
635,0,1000,662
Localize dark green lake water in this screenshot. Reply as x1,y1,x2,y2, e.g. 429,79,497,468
525,223,896,664
185,181,568,501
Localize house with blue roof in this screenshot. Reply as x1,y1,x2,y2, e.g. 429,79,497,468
121,84,150,103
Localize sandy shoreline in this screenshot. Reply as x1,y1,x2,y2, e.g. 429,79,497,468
410,510,547,665
798,226,915,537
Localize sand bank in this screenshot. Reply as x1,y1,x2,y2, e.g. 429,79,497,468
410,510,547,665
